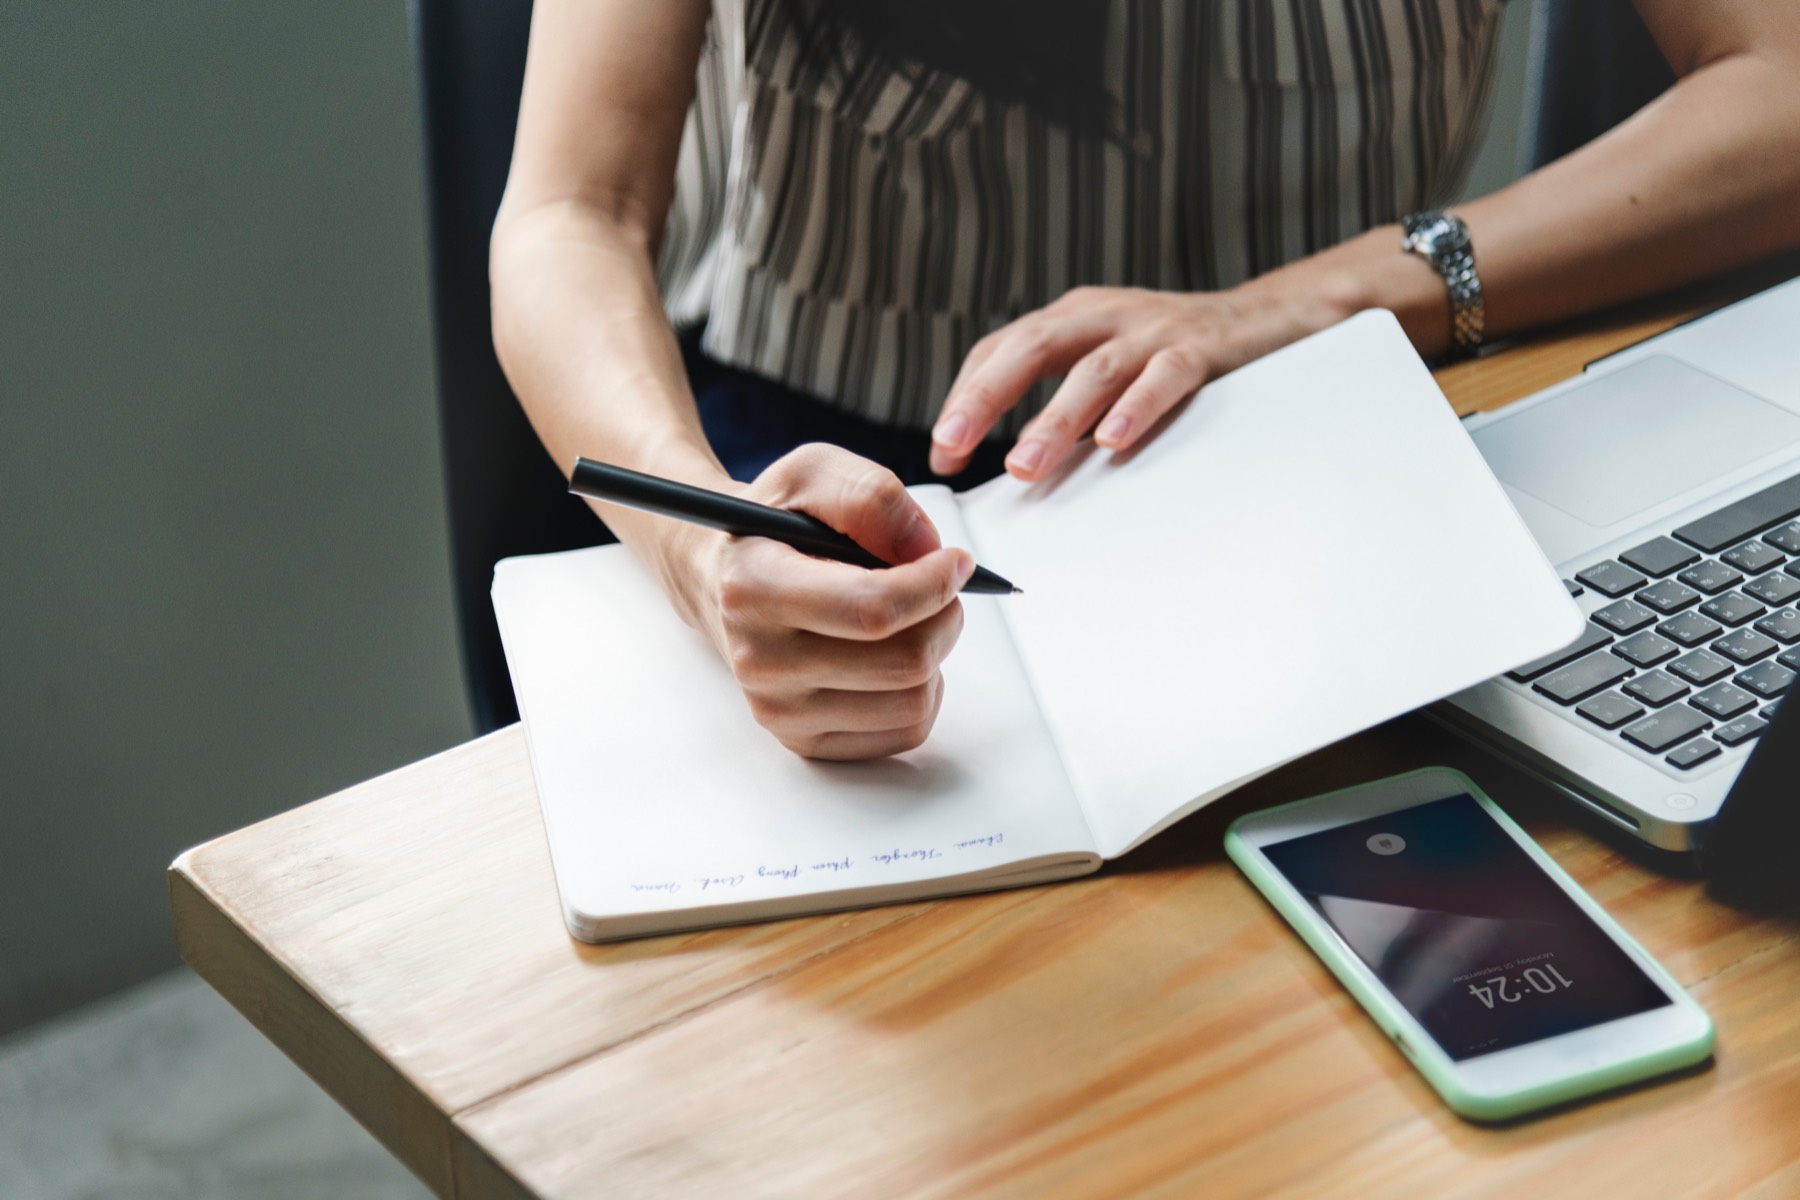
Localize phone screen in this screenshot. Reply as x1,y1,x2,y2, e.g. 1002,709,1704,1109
1261,794,1671,1060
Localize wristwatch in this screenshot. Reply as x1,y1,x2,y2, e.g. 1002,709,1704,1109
1400,210,1484,361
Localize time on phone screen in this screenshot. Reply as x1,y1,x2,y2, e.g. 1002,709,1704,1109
1262,795,1669,1060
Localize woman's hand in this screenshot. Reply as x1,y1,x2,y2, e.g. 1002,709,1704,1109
928,278,1366,481
669,444,976,761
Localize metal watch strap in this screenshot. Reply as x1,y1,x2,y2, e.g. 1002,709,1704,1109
1401,210,1484,361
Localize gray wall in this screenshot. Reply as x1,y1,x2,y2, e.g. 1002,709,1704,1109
0,0,1537,1037
0,1,469,1034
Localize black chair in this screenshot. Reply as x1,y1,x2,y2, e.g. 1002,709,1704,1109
409,0,613,734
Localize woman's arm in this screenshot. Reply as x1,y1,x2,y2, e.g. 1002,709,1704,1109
493,0,974,760
928,0,1800,481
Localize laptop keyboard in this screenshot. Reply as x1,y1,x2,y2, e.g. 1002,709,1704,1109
1506,471,1800,775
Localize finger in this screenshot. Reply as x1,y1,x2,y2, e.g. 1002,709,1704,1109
752,675,944,740
783,677,947,760
930,316,1104,475
767,600,965,692
723,539,975,641
1004,341,1150,480
759,444,940,565
1094,344,1212,452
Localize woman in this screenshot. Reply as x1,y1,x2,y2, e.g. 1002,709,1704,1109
491,0,1800,760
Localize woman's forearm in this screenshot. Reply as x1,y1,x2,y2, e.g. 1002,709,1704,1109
1260,20,1800,359
489,0,723,621
490,198,727,623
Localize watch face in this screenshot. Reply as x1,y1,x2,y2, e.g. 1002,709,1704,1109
1410,215,1469,260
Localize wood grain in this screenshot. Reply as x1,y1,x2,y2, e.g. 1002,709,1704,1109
447,724,1800,1200
172,717,1800,1200
171,728,926,1195
173,268,1800,1199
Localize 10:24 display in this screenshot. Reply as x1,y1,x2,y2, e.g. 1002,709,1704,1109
1469,964,1574,1008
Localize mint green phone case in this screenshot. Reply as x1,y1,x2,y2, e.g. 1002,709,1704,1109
1224,767,1714,1121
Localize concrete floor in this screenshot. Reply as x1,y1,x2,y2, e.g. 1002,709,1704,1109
0,969,429,1200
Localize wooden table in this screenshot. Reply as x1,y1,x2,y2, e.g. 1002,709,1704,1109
172,279,1800,1200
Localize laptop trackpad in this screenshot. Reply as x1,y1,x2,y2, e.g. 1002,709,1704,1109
1472,356,1800,529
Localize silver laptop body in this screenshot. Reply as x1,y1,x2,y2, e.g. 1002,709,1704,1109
1439,276,1800,856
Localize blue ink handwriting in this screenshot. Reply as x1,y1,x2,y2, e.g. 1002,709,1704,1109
871,847,942,865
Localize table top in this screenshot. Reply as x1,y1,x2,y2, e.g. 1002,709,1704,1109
172,280,1800,1200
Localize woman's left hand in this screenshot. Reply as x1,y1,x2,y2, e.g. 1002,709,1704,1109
927,276,1367,480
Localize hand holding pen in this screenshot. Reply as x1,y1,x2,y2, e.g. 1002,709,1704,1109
568,445,1015,760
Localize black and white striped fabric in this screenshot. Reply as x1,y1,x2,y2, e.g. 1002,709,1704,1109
658,0,1506,435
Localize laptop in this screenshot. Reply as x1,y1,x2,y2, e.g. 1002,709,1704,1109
1435,275,1800,863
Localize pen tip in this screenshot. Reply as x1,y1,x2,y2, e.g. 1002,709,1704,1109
1011,587,1024,595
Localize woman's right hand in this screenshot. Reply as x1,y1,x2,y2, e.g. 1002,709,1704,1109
665,444,975,761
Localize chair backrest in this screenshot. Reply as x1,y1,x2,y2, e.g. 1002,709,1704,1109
409,0,611,733
1521,0,1676,171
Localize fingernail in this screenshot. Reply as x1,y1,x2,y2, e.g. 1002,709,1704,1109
1007,441,1046,474
952,548,976,585
1096,414,1132,446
933,413,970,449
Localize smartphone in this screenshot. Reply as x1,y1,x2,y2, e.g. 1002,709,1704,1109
1225,767,1713,1121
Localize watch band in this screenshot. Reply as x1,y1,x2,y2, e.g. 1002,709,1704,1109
1400,210,1484,361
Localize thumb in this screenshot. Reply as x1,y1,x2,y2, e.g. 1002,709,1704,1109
763,444,942,565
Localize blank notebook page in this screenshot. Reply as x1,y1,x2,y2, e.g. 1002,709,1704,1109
960,311,1582,858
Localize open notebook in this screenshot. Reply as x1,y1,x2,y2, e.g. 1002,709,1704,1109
493,311,1583,940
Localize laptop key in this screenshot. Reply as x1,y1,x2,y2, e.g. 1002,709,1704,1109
1666,739,1723,770
1620,536,1700,578
1700,591,1767,627
1534,651,1635,705
1763,700,1783,719
1764,522,1800,555
1671,472,1800,553
1624,671,1691,707
1715,715,1768,747
1692,681,1758,721
1669,649,1733,685
1678,560,1745,594
1656,611,1723,647
1577,690,1645,729
1593,599,1657,635
1623,706,1711,753
1718,599,1776,634
1577,560,1648,597
1781,647,1800,672
1666,738,1723,770
1712,628,1779,665
1563,578,1584,598
1506,622,1614,682
1745,571,1800,607
1637,579,1703,614
1737,659,1796,698
1613,631,1680,668
1722,540,1787,575
1753,608,1800,642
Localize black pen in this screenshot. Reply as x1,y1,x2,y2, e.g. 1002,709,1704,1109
568,458,1020,595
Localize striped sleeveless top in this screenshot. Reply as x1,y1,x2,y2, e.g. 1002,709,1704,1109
658,0,1506,435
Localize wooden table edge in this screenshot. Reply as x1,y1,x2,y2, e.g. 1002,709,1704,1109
171,838,535,1199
